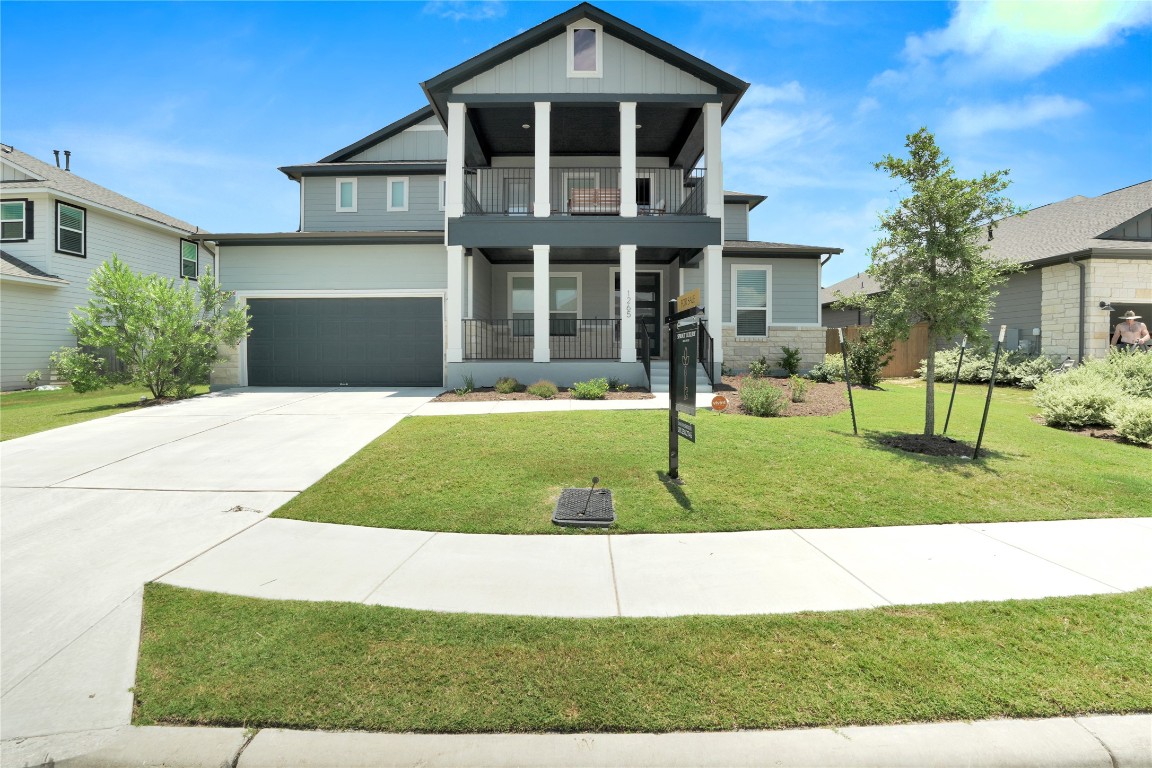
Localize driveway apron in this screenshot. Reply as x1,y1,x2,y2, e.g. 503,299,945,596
0,387,436,746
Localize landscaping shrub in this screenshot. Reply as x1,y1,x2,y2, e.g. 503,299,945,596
570,377,609,400
777,346,803,377
1108,400,1152,445
789,375,809,403
808,354,845,383
1103,349,1152,399
454,373,475,396
49,347,110,394
923,345,1058,389
747,356,770,378
739,377,786,417
25,370,42,388
844,328,891,388
526,380,559,399
607,377,621,390
1033,366,1120,428
494,376,520,394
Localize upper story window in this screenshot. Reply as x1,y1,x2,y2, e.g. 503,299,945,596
387,177,409,212
733,265,772,337
567,21,603,78
438,176,447,212
337,178,357,212
180,239,198,279
56,201,86,257
1,199,31,241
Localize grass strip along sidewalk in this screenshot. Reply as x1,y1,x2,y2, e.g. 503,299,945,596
136,585,1152,734
0,385,208,441
274,384,1151,534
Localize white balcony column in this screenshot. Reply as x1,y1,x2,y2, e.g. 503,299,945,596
704,244,724,372
533,244,551,362
534,102,551,217
619,101,638,217
619,245,637,363
446,245,466,362
446,102,467,220
703,102,724,219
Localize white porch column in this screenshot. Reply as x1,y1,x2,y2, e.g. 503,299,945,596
704,244,724,371
533,244,551,362
619,245,637,363
534,102,551,218
703,102,724,219
446,245,465,362
619,101,637,218
446,102,466,219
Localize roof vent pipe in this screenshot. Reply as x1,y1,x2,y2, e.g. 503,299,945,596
64,150,71,172
53,150,61,168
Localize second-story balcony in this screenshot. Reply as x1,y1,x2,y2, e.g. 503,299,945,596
462,167,706,217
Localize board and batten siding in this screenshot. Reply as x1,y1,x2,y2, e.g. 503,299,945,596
348,119,447,162
486,261,674,321
2,164,35,182
1,202,203,390
302,176,444,232
218,244,448,293
986,267,1042,351
1103,211,1152,240
452,32,718,96
724,204,748,241
470,250,494,319
722,258,820,326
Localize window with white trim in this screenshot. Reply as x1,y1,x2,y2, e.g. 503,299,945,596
1,199,30,241
438,176,447,211
387,177,409,212
180,239,198,279
510,274,580,337
56,201,86,256
336,178,357,212
567,21,603,77
733,266,771,336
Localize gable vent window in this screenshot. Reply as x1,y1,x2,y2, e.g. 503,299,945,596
1,199,31,241
568,22,603,77
180,239,198,279
56,201,86,257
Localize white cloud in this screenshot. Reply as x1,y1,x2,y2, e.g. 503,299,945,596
946,94,1090,137
723,82,828,164
423,1,506,22
904,0,1152,79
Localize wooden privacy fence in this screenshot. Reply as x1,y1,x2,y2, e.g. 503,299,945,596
826,322,930,378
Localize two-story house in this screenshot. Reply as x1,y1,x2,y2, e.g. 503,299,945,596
1,145,207,391
198,3,841,391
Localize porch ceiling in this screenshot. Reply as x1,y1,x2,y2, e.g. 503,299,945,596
475,246,693,264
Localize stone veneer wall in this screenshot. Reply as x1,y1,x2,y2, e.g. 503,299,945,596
210,343,241,390
721,326,826,374
1042,258,1152,361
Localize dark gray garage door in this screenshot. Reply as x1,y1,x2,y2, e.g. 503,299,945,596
247,298,443,387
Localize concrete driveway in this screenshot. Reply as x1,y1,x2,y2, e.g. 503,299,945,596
0,387,436,758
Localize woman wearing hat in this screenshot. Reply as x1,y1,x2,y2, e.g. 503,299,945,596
1111,311,1150,351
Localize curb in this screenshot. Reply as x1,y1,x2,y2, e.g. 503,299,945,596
25,714,1149,768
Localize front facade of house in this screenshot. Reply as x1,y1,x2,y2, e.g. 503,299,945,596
822,181,1152,363
204,3,840,391
0,145,207,391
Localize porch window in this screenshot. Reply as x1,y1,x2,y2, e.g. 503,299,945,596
510,274,579,336
733,266,771,336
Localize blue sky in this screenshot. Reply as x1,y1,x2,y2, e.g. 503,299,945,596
2,0,1149,284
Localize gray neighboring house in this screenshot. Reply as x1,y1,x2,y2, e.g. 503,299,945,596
197,2,841,391
822,181,1152,362
1,144,208,390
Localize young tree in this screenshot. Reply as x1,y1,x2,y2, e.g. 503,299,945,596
56,255,250,399
865,128,1022,435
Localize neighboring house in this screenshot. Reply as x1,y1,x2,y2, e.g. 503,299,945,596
198,2,840,391
821,181,1152,362
0,144,207,390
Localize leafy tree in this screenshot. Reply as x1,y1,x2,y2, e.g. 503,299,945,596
57,255,249,399
861,128,1022,435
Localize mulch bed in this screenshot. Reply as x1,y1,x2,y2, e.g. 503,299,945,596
878,433,975,458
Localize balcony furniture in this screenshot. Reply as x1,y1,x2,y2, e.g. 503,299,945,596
569,188,621,214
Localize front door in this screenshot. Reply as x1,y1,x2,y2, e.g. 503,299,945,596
615,272,661,358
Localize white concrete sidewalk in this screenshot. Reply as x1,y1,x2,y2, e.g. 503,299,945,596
158,516,1152,617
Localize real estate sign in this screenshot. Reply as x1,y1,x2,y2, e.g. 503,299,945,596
674,323,697,416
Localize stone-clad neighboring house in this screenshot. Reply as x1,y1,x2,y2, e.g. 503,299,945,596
196,2,841,391
0,144,207,390
822,181,1152,362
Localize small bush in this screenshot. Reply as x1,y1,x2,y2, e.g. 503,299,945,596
739,377,786,417
25,370,42,388
789,374,809,403
616,383,630,392
1034,371,1120,428
923,345,1058,389
1103,348,1152,399
494,376,520,394
49,347,108,393
808,354,845,383
571,377,609,400
454,372,475,396
607,377,621,390
721,362,735,377
747,356,770,378
526,379,559,399
1108,400,1152,445
844,328,891,387
777,346,803,377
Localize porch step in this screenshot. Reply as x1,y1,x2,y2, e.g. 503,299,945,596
648,361,712,394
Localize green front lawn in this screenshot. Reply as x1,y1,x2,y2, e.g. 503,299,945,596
274,382,1151,534
135,584,1152,733
0,385,209,441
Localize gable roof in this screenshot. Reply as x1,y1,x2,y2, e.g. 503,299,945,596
0,249,68,285
0,144,198,234
317,106,437,165
419,2,748,124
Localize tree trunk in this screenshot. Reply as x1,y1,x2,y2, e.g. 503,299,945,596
924,332,936,435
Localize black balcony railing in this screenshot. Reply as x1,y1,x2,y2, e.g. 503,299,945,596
464,318,622,360
698,319,715,386
460,167,707,216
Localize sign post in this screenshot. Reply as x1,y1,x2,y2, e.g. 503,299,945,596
667,296,703,480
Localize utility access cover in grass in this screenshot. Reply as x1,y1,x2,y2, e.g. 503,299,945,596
553,487,615,528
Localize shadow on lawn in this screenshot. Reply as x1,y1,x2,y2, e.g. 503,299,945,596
65,401,142,416
855,430,1009,472
655,471,693,510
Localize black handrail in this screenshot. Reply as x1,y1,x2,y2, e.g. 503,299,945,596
463,318,621,360
697,319,715,386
